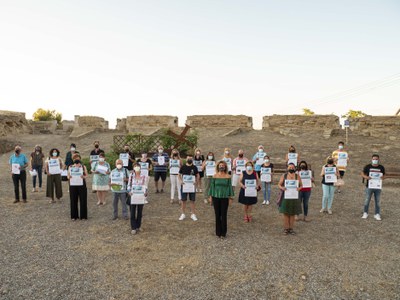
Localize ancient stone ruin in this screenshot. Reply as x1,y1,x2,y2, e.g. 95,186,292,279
186,115,253,129
0,110,31,137
117,115,178,134
349,116,400,140
69,115,109,138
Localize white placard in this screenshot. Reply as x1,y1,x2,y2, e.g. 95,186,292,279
236,160,246,175
244,179,257,197
260,167,272,183
284,180,299,199
324,167,337,183
337,152,348,167
299,170,312,188
29,169,38,177
96,164,108,175
157,155,165,166
193,160,203,172
110,171,124,192
48,159,61,175
169,159,180,175
368,172,383,189
130,185,146,204
70,167,83,186
119,153,129,167
223,158,232,172
90,155,99,162
256,152,265,166
12,163,20,174
139,162,149,177
61,170,68,177
288,153,298,166
182,175,195,193
206,161,216,176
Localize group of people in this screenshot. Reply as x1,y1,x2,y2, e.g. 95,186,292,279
8,140,386,237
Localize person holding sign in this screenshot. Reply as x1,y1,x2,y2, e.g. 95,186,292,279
202,152,216,204
178,154,199,221
320,157,340,215
110,159,130,220
194,148,205,192
64,143,78,170
221,148,233,175
361,154,385,221
169,150,182,204
332,141,349,193
296,161,314,222
68,154,88,220
127,163,149,234
238,162,261,222
120,144,135,171
45,148,63,204
89,140,104,171
278,163,303,235
9,145,29,203
92,152,110,206
285,145,300,167
30,145,44,192
137,152,153,178
252,145,267,176
260,155,274,205
208,160,234,239
232,149,248,187
152,145,169,193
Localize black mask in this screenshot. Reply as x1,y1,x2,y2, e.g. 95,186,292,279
186,159,193,164
288,169,295,174
74,160,81,164
95,144,99,148
125,149,129,153
15,150,20,154
300,165,306,170
289,149,295,153
239,154,243,158
219,167,226,172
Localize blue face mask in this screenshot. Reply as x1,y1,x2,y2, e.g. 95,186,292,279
52,152,58,157
372,159,379,165
246,166,253,172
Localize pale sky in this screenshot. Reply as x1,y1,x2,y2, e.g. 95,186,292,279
1,0,399,129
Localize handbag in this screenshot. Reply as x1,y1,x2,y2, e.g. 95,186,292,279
276,189,284,207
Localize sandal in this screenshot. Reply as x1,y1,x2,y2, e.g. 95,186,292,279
283,229,289,235
289,229,296,235
244,216,249,222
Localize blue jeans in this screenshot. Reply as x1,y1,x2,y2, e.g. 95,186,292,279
262,182,272,201
299,190,311,216
364,188,381,215
32,165,43,188
322,184,335,210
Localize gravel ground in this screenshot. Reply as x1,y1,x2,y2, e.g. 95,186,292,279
0,131,399,300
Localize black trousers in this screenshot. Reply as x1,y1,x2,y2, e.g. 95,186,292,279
213,197,229,237
130,204,144,230
69,183,88,219
12,171,27,201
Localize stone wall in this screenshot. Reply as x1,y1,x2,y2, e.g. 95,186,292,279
76,115,108,129
30,120,58,134
349,116,400,139
120,115,178,133
262,115,340,137
0,110,31,136
186,115,253,128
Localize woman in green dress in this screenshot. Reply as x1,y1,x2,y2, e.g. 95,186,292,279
208,160,234,239
278,163,303,235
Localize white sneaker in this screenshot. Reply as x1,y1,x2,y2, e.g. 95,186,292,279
266,200,270,205
262,200,267,205
144,199,149,204
179,213,186,221
190,214,198,221
374,214,381,221
320,208,326,213
32,188,36,192
361,213,368,219
328,209,333,215
131,230,137,235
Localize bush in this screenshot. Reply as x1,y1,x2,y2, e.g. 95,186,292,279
32,108,62,124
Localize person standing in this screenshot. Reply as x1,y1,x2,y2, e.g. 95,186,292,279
260,155,274,205
252,145,266,176
89,140,104,171
320,157,340,214
178,154,199,221
92,152,110,205
65,143,78,170
127,163,149,234
202,152,216,204
232,149,248,188
278,163,303,235
45,148,63,204
238,162,261,222
296,161,314,222
169,149,182,204
332,141,349,193
194,148,205,192
110,159,130,220
30,145,44,192
208,160,234,239
68,154,88,220
9,145,29,203
361,154,385,221
121,144,136,171
152,145,169,193
137,152,153,178
285,145,300,167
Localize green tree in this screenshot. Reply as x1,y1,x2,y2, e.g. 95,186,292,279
302,108,315,116
341,109,366,119
32,108,62,124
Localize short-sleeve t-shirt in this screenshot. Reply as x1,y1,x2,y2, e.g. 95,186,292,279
363,164,385,187
179,164,199,176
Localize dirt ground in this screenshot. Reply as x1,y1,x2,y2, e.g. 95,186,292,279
0,129,399,299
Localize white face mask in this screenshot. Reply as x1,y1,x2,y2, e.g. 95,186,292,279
52,152,58,157
116,164,123,170
225,151,229,155
372,159,379,165
158,149,163,154
99,157,105,162
264,159,269,163
70,147,76,152
208,156,213,160
134,166,140,172
338,145,344,150
246,166,253,172
258,149,263,152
